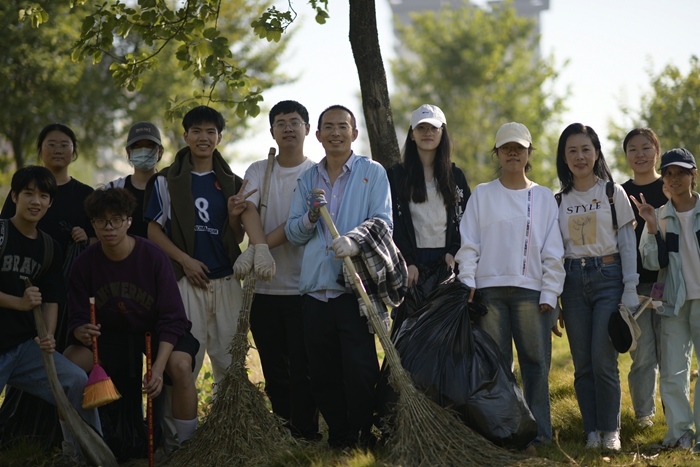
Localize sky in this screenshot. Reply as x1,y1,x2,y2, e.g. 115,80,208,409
223,0,700,177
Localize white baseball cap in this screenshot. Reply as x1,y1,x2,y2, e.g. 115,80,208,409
495,122,532,148
410,104,446,128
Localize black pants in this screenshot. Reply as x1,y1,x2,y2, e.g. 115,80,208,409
250,294,319,439
302,293,379,447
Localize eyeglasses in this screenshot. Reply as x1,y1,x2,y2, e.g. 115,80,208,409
43,143,73,151
413,125,442,135
272,121,305,130
92,217,127,230
498,145,528,155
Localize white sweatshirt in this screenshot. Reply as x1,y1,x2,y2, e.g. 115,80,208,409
456,179,566,308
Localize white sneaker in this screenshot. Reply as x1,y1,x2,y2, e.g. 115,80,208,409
636,415,654,429
586,431,601,449
602,431,621,452
675,432,693,450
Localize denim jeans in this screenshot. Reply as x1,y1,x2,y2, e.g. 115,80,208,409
478,286,552,444
561,255,623,434
658,298,700,445
0,339,102,445
628,282,661,419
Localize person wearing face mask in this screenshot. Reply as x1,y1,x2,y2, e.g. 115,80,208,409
108,122,165,238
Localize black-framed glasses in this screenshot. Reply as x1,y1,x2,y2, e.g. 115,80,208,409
498,145,528,155
92,217,127,230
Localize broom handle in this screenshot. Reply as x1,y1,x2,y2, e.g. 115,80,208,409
258,147,276,230
318,206,407,378
89,297,99,364
145,332,154,467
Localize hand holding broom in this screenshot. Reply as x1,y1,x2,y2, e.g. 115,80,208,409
23,279,118,467
82,297,121,409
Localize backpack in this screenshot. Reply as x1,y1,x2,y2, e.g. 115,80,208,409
0,218,55,282
555,181,618,230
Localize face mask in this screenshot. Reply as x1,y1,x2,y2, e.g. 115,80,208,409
129,147,159,171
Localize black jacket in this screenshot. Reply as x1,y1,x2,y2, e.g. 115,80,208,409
388,163,470,267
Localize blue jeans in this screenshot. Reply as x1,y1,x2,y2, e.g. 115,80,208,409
628,282,661,419
658,298,700,445
0,339,102,445
561,255,623,434
478,286,552,444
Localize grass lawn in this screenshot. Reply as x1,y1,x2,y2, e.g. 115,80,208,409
1,330,699,466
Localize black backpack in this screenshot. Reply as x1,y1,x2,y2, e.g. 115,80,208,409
0,218,55,282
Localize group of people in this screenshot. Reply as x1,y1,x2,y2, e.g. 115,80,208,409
1,98,699,463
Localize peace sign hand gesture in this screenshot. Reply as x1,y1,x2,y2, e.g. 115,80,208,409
630,193,658,234
228,180,258,218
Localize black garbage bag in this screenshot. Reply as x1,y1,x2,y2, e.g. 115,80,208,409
379,281,537,450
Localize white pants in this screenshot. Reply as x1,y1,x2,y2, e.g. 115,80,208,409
177,274,242,383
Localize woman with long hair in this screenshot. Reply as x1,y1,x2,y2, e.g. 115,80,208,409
387,104,470,329
456,122,565,448
620,128,665,429
555,123,638,452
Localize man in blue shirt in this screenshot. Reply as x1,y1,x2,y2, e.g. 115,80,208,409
285,105,392,449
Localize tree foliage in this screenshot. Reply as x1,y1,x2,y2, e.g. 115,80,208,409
609,55,700,168
0,0,127,168
391,2,566,187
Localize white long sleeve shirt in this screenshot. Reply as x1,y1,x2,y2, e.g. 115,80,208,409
456,179,566,308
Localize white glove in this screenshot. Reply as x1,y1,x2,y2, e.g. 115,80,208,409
330,236,360,258
233,245,255,280
621,282,640,310
253,244,276,281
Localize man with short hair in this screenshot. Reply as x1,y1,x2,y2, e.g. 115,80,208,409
285,105,392,448
234,100,319,440
0,166,101,463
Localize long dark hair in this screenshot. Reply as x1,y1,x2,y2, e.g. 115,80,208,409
556,123,613,194
399,124,457,206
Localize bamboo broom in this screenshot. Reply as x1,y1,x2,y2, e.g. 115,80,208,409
24,279,118,467
318,206,558,467
167,148,295,467
145,332,154,467
83,297,121,409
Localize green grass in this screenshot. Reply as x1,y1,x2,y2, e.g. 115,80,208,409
3,332,700,466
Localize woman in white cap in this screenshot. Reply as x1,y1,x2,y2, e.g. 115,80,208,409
635,148,700,452
387,104,470,331
554,123,638,452
108,121,164,238
455,122,565,450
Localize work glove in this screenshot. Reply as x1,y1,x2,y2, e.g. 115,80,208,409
306,189,327,223
233,245,255,280
621,282,640,310
330,236,360,258
254,244,276,281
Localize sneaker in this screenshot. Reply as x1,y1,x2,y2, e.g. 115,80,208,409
692,442,700,454
602,431,621,452
675,432,693,450
636,415,654,429
586,431,601,449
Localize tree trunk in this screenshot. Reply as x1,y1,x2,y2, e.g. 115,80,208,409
348,0,400,170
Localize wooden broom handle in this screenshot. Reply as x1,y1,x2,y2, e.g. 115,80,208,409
145,332,154,467
89,297,99,364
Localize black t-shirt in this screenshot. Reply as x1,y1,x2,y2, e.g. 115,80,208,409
621,177,667,284
123,176,148,238
1,178,95,258
0,220,65,352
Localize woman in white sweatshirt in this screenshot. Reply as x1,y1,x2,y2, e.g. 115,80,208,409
456,122,565,448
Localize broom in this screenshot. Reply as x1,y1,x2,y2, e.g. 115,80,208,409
24,279,118,467
83,297,121,409
318,206,559,467
167,148,295,467
145,332,155,467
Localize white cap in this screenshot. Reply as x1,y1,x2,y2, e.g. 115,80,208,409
495,122,532,148
410,104,446,128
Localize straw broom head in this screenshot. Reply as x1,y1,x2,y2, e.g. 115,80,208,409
82,297,120,409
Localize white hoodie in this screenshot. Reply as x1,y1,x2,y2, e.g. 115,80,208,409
456,179,565,308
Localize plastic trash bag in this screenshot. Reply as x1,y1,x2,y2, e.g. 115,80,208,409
380,280,537,450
